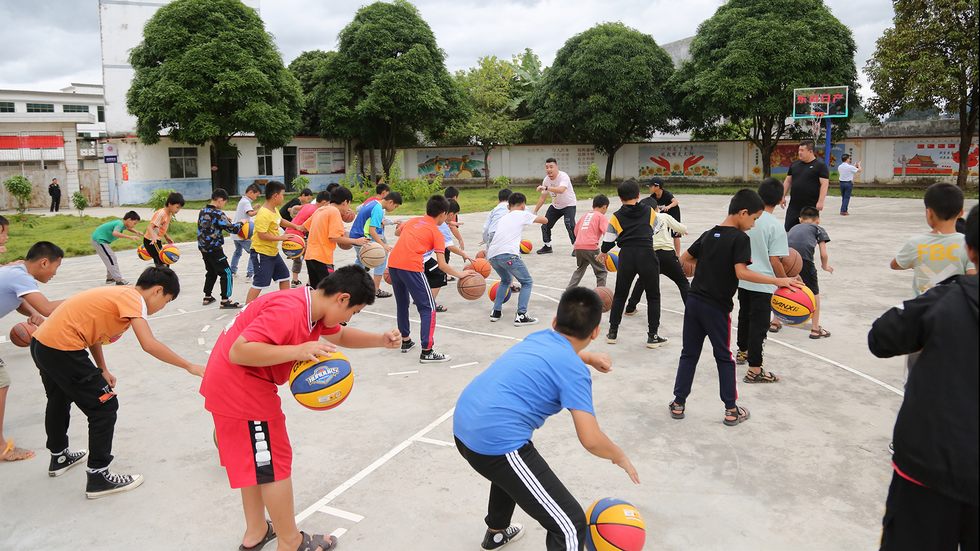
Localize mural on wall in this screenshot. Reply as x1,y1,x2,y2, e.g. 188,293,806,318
893,140,979,177
299,148,345,175
417,149,486,179
748,142,859,179
639,144,718,178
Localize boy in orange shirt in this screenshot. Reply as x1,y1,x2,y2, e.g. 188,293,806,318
29,267,205,498
143,192,184,267
303,186,368,289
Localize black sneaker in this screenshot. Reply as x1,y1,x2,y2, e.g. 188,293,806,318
536,245,553,255
105,278,113,284
646,334,669,349
514,313,538,327
85,469,144,499
48,448,88,477
624,306,637,316
400,339,417,353
482,523,524,550
114,280,129,286
489,310,502,322
607,328,618,344
735,350,748,365
420,349,450,363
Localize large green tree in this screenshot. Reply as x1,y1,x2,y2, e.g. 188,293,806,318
288,49,333,136
127,0,302,189
530,23,675,185
312,0,464,176
865,0,978,188
671,0,858,177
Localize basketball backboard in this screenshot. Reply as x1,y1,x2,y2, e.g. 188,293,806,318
793,86,849,119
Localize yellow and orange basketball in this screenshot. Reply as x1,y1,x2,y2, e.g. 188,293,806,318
159,244,180,265
604,251,619,272
288,352,354,411
519,240,532,254
137,246,152,261
771,284,816,325
282,235,306,259
237,220,255,240
586,498,646,551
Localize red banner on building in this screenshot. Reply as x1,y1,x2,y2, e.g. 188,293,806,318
0,135,65,149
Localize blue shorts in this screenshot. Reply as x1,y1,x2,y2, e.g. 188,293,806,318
250,251,290,289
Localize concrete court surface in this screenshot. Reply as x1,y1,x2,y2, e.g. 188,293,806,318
0,193,975,551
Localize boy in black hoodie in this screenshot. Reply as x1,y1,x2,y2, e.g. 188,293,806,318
600,180,666,348
868,204,978,551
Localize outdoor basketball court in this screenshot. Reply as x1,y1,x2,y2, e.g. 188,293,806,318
1,193,972,550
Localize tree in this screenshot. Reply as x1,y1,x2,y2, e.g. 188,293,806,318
313,0,465,176
288,50,334,136
865,0,978,188
127,0,302,190
3,175,33,218
671,0,858,177
530,23,674,185
446,56,528,185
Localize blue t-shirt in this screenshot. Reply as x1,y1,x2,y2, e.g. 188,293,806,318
739,210,788,294
424,222,454,261
349,201,384,240
0,264,40,318
453,329,595,455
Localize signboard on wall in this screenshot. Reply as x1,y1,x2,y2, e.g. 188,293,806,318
519,146,595,177
893,140,978,178
639,143,718,178
417,149,486,179
103,143,117,164
299,148,345,174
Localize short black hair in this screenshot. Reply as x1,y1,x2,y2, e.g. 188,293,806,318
728,189,765,215
426,194,451,217
799,140,815,152
246,183,262,194
841,154,851,162
757,178,783,207
265,181,285,199
508,192,527,206
211,189,229,201
326,183,340,193
299,188,313,197
123,210,141,221
800,206,821,220
555,287,602,339
26,241,64,262
0,214,8,227
965,205,978,251
330,186,353,205
315,190,331,203
375,183,390,195
166,192,185,207
317,265,376,307
444,186,459,199
648,177,663,188
497,188,512,202
136,266,180,298
617,180,640,201
447,198,460,214
545,157,558,165
592,194,609,209
923,183,964,221
386,191,403,205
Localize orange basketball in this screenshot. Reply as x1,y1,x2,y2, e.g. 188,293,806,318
466,258,492,278
782,248,803,277
342,208,356,223
520,240,532,254
595,287,613,313
476,250,487,259
9,322,37,348
383,270,392,285
457,273,487,300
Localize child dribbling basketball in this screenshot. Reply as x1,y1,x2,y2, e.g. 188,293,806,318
143,192,184,268
785,207,833,339
199,266,401,551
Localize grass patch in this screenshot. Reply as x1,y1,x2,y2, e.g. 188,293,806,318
0,214,199,262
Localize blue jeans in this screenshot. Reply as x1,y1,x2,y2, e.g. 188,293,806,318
230,239,254,276
839,181,853,213
489,254,532,314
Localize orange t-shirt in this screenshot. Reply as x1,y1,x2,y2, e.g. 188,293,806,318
143,208,171,241
303,205,345,265
387,216,445,273
33,287,147,351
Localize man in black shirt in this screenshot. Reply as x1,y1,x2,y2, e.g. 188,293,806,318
279,188,314,221
670,190,799,426
782,141,829,232
642,178,682,253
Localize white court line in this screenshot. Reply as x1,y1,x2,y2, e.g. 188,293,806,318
318,506,364,523
151,307,214,321
360,310,521,341
215,313,228,321
294,407,455,523
200,325,210,333
331,528,348,540
449,361,478,369
414,436,455,447
178,308,188,314
388,370,418,376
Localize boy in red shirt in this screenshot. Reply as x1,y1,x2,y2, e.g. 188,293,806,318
567,195,610,288
200,266,401,551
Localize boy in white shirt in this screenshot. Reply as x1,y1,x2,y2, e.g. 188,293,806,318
487,193,548,325
230,183,261,279
481,188,512,247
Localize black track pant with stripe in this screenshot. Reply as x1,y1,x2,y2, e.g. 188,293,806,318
456,437,587,551
201,248,233,300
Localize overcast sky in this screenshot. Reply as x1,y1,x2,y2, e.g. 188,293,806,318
0,0,893,96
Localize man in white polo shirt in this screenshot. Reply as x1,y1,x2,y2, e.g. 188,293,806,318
532,157,577,254
837,154,861,216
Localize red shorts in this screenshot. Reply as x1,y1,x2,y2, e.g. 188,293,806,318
212,414,292,489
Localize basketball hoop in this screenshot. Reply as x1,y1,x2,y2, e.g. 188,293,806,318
810,112,825,142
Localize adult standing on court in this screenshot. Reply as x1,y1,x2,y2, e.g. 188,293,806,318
837,154,861,216
532,157,577,254
47,178,61,213
782,141,829,232
643,178,682,253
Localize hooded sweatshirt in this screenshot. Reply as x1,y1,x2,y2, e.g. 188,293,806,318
601,202,657,253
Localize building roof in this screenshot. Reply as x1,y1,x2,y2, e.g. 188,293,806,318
661,36,693,68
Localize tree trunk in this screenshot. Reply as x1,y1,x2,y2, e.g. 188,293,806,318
380,126,396,178
482,145,492,187
603,144,620,186
956,79,979,189
369,146,378,183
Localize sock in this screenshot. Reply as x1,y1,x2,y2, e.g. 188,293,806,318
52,448,68,456
87,466,107,474
544,242,551,246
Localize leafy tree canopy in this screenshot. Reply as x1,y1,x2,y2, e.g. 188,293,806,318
288,49,333,136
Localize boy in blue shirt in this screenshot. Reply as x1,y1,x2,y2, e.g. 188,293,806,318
454,287,639,550
350,192,403,298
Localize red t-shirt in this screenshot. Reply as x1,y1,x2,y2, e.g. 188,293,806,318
200,286,341,420
286,203,319,236
387,216,445,273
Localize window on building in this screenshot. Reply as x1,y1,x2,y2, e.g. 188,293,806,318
26,103,55,113
169,147,199,179
257,146,274,176
97,105,105,122
0,102,14,113
63,104,90,113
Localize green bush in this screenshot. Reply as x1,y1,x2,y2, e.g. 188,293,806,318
71,192,88,218
291,175,311,190
3,175,33,216
147,188,176,210
494,175,512,189
586,163,601,193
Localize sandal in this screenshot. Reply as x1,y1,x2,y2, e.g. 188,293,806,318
743,368,780,383
809,327,831,339
435,304,448,313
669,401,685,420
296,532,337,551
0,439,35,462
202,296,217,306
375,290,393,299
768,321,781,333
239,520,277,551
724,406,750,426
220,300,242,309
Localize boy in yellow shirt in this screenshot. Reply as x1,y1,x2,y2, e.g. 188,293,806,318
247,181,304,304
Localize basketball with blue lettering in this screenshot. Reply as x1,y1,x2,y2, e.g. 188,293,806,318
586,498,646,551
771,285,816,325
159,244,180,265
282,235,306,259
237,220,255,240
289,352,354,411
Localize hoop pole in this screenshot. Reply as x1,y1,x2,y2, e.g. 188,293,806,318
824,118,833,167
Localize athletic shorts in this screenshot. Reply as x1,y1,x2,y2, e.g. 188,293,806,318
0,358,10,388
250,251,290,289
423,257,447,289
800,259,819,295
212,414,292,489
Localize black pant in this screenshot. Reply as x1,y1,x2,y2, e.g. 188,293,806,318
30,340,118,470
201,248,232,300
627,249,688,309
541,205,576,246
456,437,588,551
50,195,60,212
143,238,165,268
609,247,661,335
784,204,808,232
306,259,333,290
880,471,978,551
736,288,772,368
673,294,738,409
